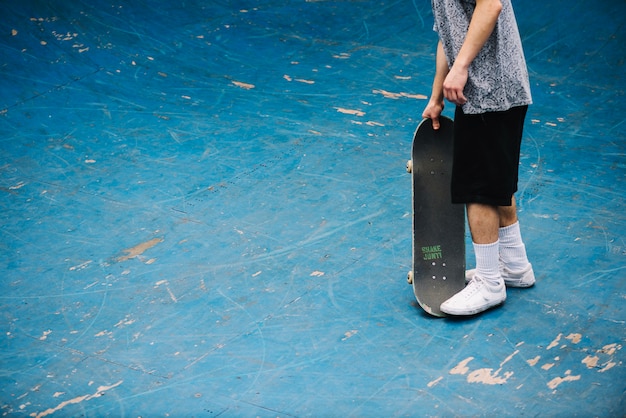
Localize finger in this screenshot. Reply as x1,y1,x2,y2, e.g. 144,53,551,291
452,91,463,105
432,116,440,130
445,89,458,105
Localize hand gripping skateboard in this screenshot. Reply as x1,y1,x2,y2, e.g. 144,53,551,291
407,116,465,317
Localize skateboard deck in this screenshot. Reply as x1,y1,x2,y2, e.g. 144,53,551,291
407,116,465,317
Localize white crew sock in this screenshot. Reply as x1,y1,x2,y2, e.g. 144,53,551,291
473,241,502,286
499,221,530,272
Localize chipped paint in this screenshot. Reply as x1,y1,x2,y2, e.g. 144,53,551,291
444,333,623,391
565,333,582,344
599,361,616,372
546,333,562,350
527,355,540,366
500,350,519,366
599,343,621,355
450,350,518,385
372,89,428,100
116,237,163,262
232,80,255,89
450,356,513,385
524,333,621,389
69,260,93,271
114,316,135,328
30,381,123,418
582,355,599,368
427,376,443,387
467,367,513,385
341,330,358,341
547,370,581,390
335,107,365,117
9,181,26,190
450,357,473,375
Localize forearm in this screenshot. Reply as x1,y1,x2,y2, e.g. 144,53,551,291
423,41,449,126
454,0,502,70
430,40,449,103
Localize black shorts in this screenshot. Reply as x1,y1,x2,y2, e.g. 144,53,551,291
451,105,528,207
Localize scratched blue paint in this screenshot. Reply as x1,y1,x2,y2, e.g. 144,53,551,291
0,0,624,416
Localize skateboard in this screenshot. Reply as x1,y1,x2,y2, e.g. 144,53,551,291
407,116,465,317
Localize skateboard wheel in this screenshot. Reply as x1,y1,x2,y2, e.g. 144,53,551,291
406,160,413,173
407,270,413,284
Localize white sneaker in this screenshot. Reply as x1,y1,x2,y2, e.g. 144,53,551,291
440,276,506,316
465,263,535,288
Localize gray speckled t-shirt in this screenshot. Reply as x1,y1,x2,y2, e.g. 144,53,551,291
432,0,532,114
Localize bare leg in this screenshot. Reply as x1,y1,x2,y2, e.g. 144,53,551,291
468,198,527,274
498,196,518,227
467,203,499,244
468,197,519,240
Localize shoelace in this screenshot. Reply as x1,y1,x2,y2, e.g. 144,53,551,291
460,276,484,299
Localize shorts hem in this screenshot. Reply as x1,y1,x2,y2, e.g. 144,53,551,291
451,195,514,207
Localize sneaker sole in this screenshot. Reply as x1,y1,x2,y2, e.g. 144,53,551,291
441,297,506,316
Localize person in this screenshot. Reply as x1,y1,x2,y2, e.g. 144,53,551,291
422,0,535,316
